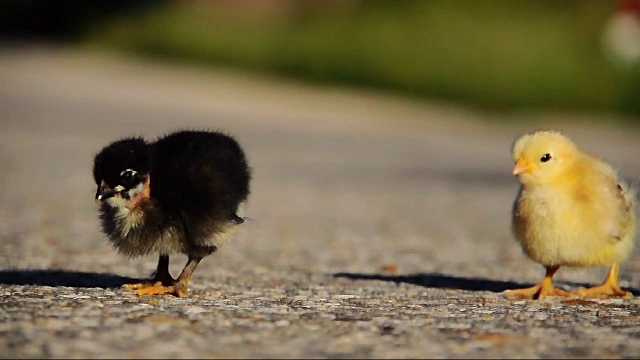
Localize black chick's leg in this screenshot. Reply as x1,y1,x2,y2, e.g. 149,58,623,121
123,254,176,291
173,256,203,297
152,254,175,285
134,256,203,297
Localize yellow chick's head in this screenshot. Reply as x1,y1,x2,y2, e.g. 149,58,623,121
511,130,580,185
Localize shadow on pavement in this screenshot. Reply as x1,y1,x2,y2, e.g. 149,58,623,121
0,269,141,289
333,272,640,296
333,272,528,292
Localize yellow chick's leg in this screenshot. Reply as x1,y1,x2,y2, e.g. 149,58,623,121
504,266,574,299
576,263,632,298
123,254,175,291
135,256,202,297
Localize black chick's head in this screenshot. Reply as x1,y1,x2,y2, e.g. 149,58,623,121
93,137,151,201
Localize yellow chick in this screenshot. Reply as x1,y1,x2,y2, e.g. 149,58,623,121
506,130,636,299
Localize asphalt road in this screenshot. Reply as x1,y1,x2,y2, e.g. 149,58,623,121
1,46,640,358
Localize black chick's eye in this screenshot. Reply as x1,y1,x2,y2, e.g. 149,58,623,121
120,169,137,182
540,153,552,163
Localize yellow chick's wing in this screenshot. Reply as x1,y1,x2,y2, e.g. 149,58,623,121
611,179,637,243
571,156,636,262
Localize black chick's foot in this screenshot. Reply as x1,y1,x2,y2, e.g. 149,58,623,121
122,254,178,294
126,256,202,297
131,281,188,297
122,274,177,295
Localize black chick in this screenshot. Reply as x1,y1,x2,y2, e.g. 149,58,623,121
93,130,251,296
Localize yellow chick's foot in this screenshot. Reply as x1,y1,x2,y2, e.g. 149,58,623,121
576,284,631,298
576,263,633,298
505,283,574,299
504,266,575,299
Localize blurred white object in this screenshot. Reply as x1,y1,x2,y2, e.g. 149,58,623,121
602,2,640,68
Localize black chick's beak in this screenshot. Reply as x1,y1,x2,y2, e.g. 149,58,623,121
95,182,124,202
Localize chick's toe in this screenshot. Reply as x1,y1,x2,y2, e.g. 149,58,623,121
134,283,188,297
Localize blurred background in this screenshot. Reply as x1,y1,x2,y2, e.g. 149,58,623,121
1,0,639,121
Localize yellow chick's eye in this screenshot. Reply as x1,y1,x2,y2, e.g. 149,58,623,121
540,153,552,163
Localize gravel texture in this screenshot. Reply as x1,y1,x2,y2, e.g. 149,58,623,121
1,46,640,359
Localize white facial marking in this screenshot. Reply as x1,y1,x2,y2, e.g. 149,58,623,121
105,195,129,211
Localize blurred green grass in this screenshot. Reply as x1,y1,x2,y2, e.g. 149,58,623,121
84,0,640,120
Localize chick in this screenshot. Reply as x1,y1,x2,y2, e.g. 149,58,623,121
506,130,636,299
93,130,251,297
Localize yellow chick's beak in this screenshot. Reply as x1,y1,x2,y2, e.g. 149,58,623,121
512,158,534,176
